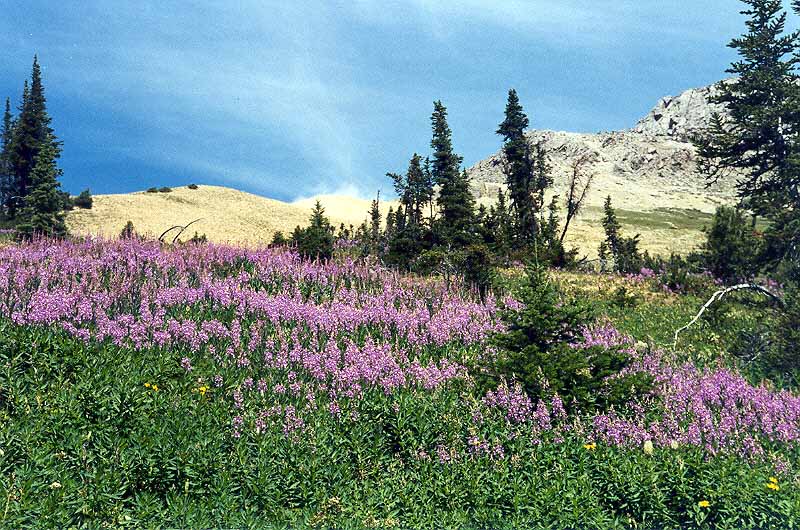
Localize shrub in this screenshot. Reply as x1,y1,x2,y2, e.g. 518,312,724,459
146,187,158,193
703,206,761,283
271,231,287,246
187,183,199,190
120,220,137,239
158,187,172,193
188,232,207,244
485,265,650,411
73,189,93,209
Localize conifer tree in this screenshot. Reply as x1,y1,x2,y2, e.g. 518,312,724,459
0,98,13,215
600,196,641,274
430,101,475,248
294,201,334,260
497,89,553,246
16,140,67,239
8,57,61,218
695,0,800,216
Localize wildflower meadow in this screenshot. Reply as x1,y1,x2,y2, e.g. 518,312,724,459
0,238,797,528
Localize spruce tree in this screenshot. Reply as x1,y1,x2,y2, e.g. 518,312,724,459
0,98,13,216
497,89,553,247
695,1,800,214
16,140,67,239
7,57,61,218
430,101,475,248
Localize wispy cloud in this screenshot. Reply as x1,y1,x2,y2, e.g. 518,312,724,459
0,0,762,199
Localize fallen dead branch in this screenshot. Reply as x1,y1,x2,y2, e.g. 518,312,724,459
673,283,785,349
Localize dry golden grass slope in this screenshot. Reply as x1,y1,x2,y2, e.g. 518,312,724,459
66,186,395,246
67,184,714,257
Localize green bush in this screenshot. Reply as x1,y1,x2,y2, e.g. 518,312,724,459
146,187,158,193
158,187,172,193
187,183,199,190
73,189,93,209
485,265,651,411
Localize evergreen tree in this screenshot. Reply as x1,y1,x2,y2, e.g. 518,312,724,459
703,206,761,283
368,192,382,255
7,57,61,218
497,89,553,246
0,98,13,215
294,201,334,260
600,196,641,274
430,101,474,248
16,140,67,239
694,0,800,216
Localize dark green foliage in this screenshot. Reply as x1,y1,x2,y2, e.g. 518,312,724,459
367,193,383,256
611,285,641,309
6,57,61,219
73,188,93,209
120,220,137,239
458,244,494,303
385,154,435,269
600,196,641,274
146,187,158,193
188,232,207,244
769,268,800,384
15,141,67,239
694,0,800,216
703,206,761,283
271,231,287,246
486,265,650,411
158,187,172,193
187,183,199,190
292,200,334,261
430,101,475,249
0,97,13,216
497,89,553,248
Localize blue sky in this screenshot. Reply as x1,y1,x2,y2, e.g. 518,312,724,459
0,1,768,201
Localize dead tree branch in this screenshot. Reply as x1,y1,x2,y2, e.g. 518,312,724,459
673,283,785,349
158,218,204,244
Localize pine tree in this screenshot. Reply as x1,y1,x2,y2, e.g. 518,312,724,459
430,101,475,248
295,201,334,260
368,193,382,255
0,98,13,216
16,140,67,239
694,0,799,215
600,196,641,274
7,57,61,218
497,89,553,247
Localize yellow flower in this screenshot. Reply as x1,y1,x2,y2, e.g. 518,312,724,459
698,500,710,508
767,482,780,491
769,476,779,484
144,382,151,388
583,443,596,451
643,440,654,455
152,384,159,392
198,385,209,396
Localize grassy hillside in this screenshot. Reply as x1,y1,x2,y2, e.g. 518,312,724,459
65,186,395,245
67,184,715,256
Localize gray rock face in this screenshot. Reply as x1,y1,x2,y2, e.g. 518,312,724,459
632,81,731,141
467,81,736,212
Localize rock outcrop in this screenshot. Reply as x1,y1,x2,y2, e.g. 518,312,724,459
467,82,736,213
